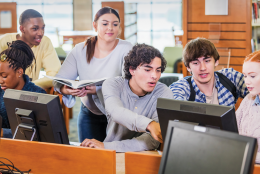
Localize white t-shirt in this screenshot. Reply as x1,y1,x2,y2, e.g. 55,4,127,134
54,39,133,114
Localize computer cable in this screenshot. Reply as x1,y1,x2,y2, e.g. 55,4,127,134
0,157,31,174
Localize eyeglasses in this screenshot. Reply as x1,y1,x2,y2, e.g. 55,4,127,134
0,54,7,62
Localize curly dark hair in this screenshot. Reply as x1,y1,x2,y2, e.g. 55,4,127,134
124,43,167,80
0,40,35,72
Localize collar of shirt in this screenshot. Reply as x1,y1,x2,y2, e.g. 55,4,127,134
253,95,260,106
190,73,219,103
125,79,152,100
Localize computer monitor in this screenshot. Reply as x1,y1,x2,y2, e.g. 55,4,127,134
157,98,238,142
158,121,257,174
3,89,69,144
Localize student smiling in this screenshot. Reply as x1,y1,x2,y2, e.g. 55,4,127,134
0,9,61,89
169,38,248,106
236,50,260,163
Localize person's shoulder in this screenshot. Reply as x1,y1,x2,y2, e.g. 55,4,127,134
217,68,243,82
237,94,252,111
28,82,46,94
73,42,86,52
169,77,190,90
217,68,240,77
117,39,133,49
0,33,16,48
104,76,125,86
37,36,54,50
0,33,16,40
40,36,54,46
23,75,46,93
74,41,86,48
154,82,173,97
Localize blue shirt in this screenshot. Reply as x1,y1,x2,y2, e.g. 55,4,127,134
169,68,248,106
253,95,260,106
0,74,46,128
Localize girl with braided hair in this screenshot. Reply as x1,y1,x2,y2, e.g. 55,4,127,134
0,40,46,138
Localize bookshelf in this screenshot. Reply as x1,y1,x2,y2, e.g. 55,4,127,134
101,1,137,45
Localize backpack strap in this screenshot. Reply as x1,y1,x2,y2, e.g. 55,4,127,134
186,76,196,101
216,72,237,99
186,72,237,101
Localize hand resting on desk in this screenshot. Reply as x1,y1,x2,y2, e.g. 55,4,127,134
80,139,104,149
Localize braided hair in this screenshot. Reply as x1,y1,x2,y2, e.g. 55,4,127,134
0,40,35,72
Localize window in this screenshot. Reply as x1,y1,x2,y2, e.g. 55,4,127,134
92,0,182,52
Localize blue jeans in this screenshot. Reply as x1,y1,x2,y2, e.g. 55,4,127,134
77,104,107,142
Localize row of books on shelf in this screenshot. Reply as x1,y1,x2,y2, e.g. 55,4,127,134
251,38,260,52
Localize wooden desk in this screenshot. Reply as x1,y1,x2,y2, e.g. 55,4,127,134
124,151,260,174
0,138,116,174
59,30,97,46
116,151,159,174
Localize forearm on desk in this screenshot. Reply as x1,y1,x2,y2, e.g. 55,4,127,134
104,133,160,152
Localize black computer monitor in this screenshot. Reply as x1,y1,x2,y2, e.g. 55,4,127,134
157,98,238,142
3,89,69,144
158,121,257,174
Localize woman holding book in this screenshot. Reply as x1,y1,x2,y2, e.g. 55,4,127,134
54,7,132,142
236,50,260,163
0,40,46,138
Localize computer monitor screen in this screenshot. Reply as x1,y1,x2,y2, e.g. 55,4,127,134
157,98,238,141
158,121,257,174
3,89,69,144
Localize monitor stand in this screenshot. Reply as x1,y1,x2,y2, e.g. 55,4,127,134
12,108,39,141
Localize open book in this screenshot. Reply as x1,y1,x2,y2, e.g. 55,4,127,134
45,75,107,89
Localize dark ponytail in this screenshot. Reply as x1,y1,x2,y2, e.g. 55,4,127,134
0,40,35,72
85,36,98,63
85,7,120,63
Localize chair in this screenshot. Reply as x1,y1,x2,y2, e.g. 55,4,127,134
159,76,179,87
55,47,67,62
163,46,183,73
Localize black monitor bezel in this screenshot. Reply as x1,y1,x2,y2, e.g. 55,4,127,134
3,89,69,144
157,98,238,142
158,121,258,174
